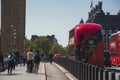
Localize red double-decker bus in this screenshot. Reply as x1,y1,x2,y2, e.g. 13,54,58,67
108,31,120,66
68,23,104,67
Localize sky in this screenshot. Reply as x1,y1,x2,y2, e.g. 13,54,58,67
0,0,120,47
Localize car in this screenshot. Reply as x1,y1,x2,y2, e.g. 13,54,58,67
54,53,61,57
104,51,111,67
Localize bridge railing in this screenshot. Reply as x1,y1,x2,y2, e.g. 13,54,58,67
53,57,116,80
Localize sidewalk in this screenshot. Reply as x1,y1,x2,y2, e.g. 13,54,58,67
0,62,77,80
52,62,77,80
0,62,46,80
45,62,69,80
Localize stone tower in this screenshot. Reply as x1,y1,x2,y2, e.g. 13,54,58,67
1,0,26,53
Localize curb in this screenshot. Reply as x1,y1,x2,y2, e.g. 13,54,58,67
53,62,78,80
40,62,46,80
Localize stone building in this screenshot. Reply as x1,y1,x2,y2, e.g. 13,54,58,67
87,1,120,51
31,35,58,45
1,0,26,53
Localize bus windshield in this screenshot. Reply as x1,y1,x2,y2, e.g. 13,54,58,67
78,30,102,62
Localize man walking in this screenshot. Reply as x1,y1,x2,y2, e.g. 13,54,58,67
26,49,34,73
33,50,41,74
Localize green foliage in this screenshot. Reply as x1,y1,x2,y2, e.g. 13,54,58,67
63,46,69,56
49,44,69,56
34,37,51,53
24,37,69,56
25,37,52,53
24,39,34,51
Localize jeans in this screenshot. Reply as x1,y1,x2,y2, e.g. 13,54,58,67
27,60,33,72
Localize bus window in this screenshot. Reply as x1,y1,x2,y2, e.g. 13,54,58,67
79,34,85,41
110,36,117,40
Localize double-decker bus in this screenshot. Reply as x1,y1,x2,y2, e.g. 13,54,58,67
108,31,120,66
68,23,104,67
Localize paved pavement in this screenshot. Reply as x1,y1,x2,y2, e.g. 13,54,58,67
45,62,69,80
0,62,77,80
0,62,46,80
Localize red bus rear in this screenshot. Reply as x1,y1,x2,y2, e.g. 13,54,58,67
68,23,104,67
108,31,120,66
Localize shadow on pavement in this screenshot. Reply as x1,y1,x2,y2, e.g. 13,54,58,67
0,73,22,76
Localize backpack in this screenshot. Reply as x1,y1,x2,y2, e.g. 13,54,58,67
8,55,14,62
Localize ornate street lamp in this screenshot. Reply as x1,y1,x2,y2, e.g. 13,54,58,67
12,28,16,50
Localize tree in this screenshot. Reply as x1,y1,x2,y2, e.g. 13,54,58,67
24,39,35,51
25,36,69,58
49,44,68,56
62,46,69,56
34,37,51,54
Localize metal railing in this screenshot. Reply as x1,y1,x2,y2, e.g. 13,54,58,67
53,57,117,80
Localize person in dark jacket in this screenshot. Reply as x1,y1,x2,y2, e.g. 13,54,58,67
0,52,5,71
49,53,53,64
7,52,14,74
33,50,41,74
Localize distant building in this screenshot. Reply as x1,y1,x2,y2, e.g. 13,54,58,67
1,0,26,53
87,1,120,51
31,35,58,45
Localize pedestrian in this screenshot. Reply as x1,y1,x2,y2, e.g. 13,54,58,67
26,49,34,73
19,55,23,66
49,53,53,64
0,52,5,72
33,50,41,74
12,52,16,70
22,52,27,66
41,53,44,62
7,52,14,74
14,50,20,66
